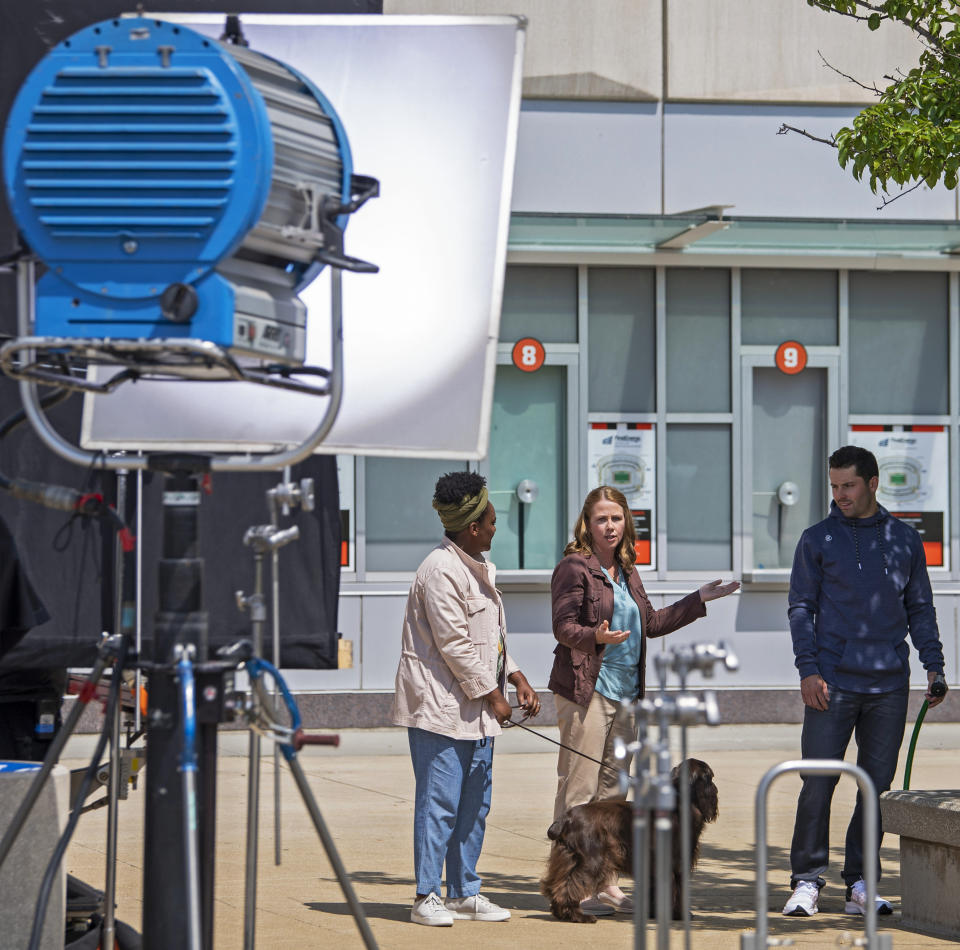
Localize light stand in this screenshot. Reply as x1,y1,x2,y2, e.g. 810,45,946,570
615,640,738,950
236,522,300,950
142,458,216,950
656,643,738,950
265,472,315,865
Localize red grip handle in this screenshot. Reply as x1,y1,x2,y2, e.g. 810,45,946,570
292,728,340,750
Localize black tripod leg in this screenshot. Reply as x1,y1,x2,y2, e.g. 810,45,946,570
286,755,379,950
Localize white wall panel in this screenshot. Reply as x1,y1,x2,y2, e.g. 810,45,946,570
512,102,661,213
664,105,956,220
324,589,959,693
359,595,408,690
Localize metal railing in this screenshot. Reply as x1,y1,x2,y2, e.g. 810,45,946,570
741,760,893,950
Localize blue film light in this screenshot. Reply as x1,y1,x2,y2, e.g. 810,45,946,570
3,16,375,368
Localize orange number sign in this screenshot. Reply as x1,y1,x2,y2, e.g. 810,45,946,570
775,340,807,375
512,337,545,372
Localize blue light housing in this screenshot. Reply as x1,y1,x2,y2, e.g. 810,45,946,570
3,16,375,365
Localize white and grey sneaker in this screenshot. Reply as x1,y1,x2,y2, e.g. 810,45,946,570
782,880,820,917
444,893,511,921
844,879,893,916
411,892,454,926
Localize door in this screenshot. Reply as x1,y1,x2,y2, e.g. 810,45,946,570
741,352,839,577
485,360,576,570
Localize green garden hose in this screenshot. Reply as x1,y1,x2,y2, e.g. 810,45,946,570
901,699,929,791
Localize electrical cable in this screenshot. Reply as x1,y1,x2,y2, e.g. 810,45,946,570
26,638,127,950
0,387,71,441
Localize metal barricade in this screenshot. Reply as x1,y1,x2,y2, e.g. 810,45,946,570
741,759,893,950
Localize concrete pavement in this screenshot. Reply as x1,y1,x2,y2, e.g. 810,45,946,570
59,721,960,949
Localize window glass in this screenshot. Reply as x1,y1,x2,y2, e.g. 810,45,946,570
741,269,837,345
500,265,578,343
666,268,730,412
849,272,948,414
489,364,567,569
365,458,467,570
588,267,655,412
666,424,731,569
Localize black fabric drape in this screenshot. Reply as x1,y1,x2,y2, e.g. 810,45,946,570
0,396,341,671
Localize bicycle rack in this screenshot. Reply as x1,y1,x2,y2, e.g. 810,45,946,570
741,759,893,950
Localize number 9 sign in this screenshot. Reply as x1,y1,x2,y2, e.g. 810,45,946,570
775,340,807,375
512,337,545,373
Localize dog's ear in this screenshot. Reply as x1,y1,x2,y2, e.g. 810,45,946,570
690,763,719,823
551,804,616,859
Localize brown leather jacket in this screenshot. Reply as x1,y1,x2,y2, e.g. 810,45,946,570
548,552,706,706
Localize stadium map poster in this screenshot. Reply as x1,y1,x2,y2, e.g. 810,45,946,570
588,423,656,568
337,456,355,571
850,426,949,569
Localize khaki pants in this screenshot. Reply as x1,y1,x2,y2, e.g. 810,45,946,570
553,691,634,821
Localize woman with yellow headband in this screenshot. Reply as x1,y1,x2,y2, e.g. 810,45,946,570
391,471,540,928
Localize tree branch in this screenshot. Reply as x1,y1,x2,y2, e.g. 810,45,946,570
777,123,838,147
817,49,884,95
876,179,926,209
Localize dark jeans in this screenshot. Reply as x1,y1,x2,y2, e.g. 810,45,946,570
789,683,908,888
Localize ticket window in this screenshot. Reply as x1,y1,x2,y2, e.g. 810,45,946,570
740,269,840,577
485,359,576,570
742,355,839,576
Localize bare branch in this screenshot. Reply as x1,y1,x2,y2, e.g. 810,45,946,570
777,123,838,147
811,0,943,49
817,50,884,95
876,180,926,210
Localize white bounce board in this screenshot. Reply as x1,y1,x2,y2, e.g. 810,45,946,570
80,14,525,459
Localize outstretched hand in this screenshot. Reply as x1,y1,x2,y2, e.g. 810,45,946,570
699,579,740,603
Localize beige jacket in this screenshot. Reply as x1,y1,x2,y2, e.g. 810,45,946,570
391,536,519,740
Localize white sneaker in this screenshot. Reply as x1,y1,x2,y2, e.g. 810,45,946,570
444,893,511,921
783,881,820,917
411,892,454,926
844,879,893,916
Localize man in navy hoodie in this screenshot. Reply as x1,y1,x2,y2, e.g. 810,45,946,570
782,445,948,919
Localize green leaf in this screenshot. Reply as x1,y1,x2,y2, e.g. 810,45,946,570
868,12,882,30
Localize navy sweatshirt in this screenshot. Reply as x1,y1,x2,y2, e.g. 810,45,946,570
788,501,944,693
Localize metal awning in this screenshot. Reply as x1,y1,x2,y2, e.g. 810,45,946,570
507,213,960,262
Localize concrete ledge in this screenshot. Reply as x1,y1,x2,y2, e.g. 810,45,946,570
881,789,960,940
62,686,960,732
881,789,960,847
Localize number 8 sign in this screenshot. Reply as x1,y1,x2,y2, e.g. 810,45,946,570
775,340,807,375
512,337,545,373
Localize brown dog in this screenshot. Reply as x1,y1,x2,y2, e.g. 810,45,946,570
541,758,719,923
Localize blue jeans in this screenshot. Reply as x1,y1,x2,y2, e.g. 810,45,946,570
789,684,908,888
408,727,493,898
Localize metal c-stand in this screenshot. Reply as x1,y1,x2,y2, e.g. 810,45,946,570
236,515,302,950
615,641,738,950
264,472,315,865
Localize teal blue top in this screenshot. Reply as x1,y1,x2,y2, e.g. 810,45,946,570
595,565,644,702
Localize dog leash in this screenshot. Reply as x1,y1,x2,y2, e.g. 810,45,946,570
503,707,620,775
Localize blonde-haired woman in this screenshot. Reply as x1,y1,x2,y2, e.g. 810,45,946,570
547,486,738,914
